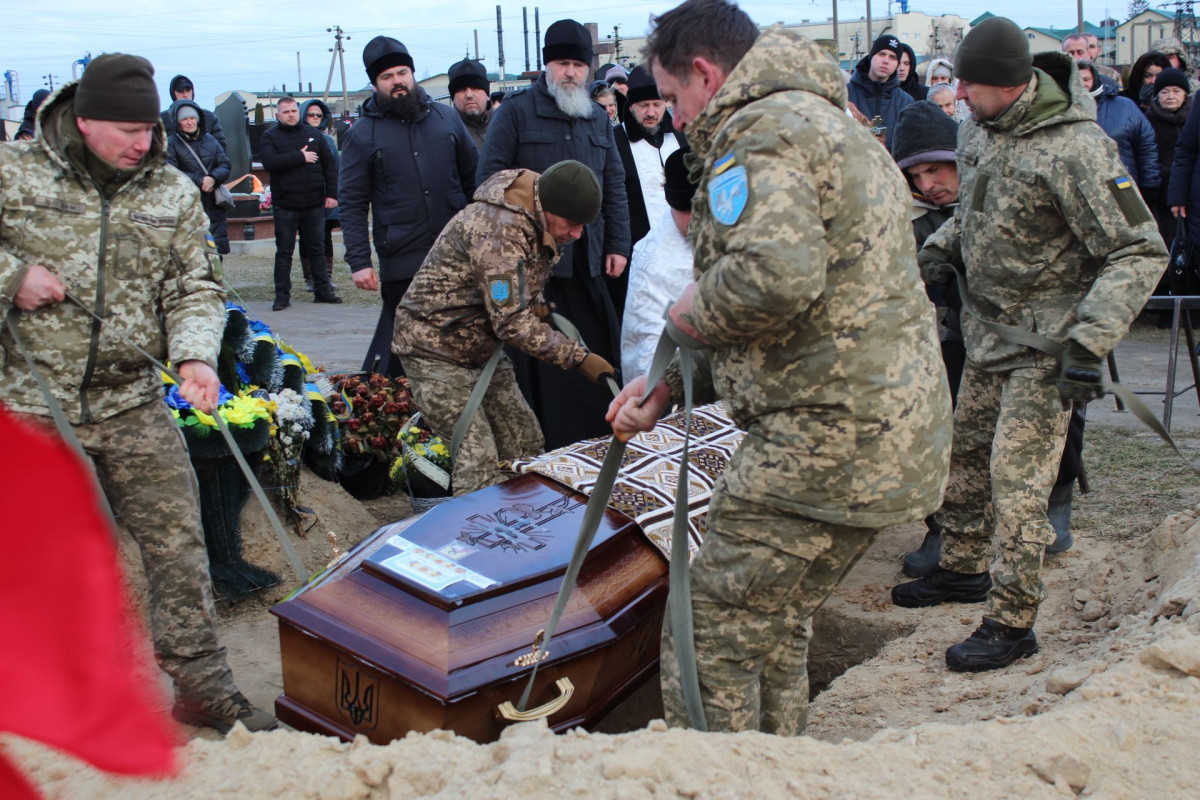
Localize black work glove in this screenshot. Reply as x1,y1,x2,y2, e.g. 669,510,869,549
917,246,954,287
1057,340,1105,404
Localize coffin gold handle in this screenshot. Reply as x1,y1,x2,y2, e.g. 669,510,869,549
496,677,575,722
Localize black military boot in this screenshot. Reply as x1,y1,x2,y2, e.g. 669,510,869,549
945,618,1038,672
902,517,943,578
892,564,991,608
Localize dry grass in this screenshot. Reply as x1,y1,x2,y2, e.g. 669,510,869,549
1076,425,1200,542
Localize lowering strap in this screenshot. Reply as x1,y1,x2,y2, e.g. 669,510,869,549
513,319,708,731
3,295,308,580
949,265,1200,473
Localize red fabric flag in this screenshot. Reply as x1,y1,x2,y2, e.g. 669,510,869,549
0,405,178,797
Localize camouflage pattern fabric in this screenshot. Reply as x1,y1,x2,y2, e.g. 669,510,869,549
655,27,952,734
402,354,544,495
922,56,1166,373
935,363,1070,627
0,82,226,424
922,54,1164,627
659,491,878,735
672,25,952,533
14,402,238,702
393,169,588,371
0,82,234,704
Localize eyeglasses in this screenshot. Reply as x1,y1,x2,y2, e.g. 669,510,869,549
306,112,323,119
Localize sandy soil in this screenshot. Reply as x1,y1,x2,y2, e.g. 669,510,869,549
6,468,1200,798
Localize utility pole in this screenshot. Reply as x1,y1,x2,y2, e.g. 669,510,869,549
43,74,58,91
535,8,542,71
523,7,531,73
832,0,839,60
1077,0,1084,33
496,5,506,89
324,25,351,117
296,52,302,90
866,0,872,43
608,24,622,63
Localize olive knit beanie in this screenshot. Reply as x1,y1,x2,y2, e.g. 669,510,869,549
538,160,602,224
74,54,161,123
954,17,1032,87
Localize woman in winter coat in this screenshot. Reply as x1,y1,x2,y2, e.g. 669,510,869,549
1123,52,1172,111
1079,62,1161,197
1146,68,1192,251
298,99,341,290
165,99,232,254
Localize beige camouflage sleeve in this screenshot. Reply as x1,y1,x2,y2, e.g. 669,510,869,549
160,187,226,368
1059,158,1167,358
0,163,30,308
475,226,587,371
689,128,828,346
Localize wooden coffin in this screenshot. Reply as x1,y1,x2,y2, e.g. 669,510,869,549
271,472,668,744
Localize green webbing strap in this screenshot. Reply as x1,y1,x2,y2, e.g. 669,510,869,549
55,292,308,580
3,306,118,534
515,321,708,731
949,266,1200,472
449,343,505,463
550,310,622,397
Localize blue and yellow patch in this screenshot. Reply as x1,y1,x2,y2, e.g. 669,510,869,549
712,152,737,176
708,165,749,226
205,233,217,249
490,278,513,306
1113,176,1133,190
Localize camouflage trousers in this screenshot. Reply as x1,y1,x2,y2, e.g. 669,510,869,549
18,400,237,702
660,487,879,735
935,361,1071,628
402,354,545,495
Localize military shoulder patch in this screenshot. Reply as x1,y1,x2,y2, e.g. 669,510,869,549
1108,175,1151,226
708,164,749,226
204,233,217,250
489,277,514,306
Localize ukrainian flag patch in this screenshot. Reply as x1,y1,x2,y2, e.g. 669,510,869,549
712,152,737,176
1113,176,1132,190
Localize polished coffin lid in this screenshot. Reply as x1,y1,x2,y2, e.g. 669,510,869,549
271,472,666,700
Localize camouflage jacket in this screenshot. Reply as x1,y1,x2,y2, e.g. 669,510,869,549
0,83,225,424
924,52,1166,371
672,27,952,532
393,169,588,371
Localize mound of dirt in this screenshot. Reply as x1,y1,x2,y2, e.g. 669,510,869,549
9,475,1200,798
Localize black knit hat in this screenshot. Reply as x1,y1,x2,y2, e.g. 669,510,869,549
954,16,1032,86
543,19,593,66
1155,67,1191,97
363,36,414,84
869,34,902,61
448,58,490,95
624,65,660,106
663,149,697,212
75,53,161,123
892,101,959,170
538,160,602,224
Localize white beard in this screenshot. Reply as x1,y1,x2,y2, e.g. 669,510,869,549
546,75,595,119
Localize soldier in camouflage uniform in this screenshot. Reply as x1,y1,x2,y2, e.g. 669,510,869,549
0,54,276,733
608,0,953,735
891,18,1166,672
394,160,616,494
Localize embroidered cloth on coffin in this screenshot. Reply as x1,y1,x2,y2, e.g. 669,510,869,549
508,402,743,560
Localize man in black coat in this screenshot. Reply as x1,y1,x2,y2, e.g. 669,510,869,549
448,57,492,151
160,74,226,153
475,18,631,448
260,95,341,309
340,36,478,376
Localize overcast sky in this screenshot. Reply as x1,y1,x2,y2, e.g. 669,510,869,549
1,1,1148,111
